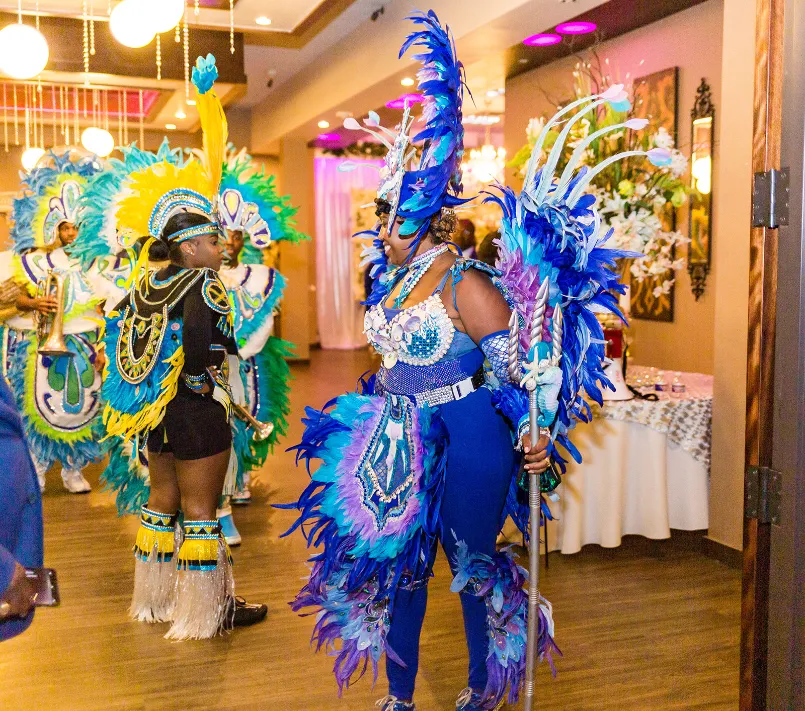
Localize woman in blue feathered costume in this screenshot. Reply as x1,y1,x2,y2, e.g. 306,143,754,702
282,12,554,711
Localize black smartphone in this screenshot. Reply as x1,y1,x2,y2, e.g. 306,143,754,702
24,567,60,607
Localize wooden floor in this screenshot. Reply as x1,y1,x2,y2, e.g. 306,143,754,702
0,349,741,710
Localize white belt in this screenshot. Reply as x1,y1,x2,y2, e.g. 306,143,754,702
413,376,479,408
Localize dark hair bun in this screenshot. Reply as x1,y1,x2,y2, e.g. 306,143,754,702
148,238,170,261
161,211,214,242
374,198,391,217
429,208,457,244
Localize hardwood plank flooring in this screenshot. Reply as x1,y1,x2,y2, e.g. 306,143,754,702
0,349,740,710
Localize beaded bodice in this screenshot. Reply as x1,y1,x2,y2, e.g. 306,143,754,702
364,294,455,370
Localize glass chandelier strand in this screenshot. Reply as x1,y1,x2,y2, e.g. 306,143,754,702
229,0,234,54
73,87,78,147
123,89,128,144
156,34,162,82
183,14,190,101
13,85,19,145
3,83,8,152
89,0,96,56
83,0,90,78
138,89,144,148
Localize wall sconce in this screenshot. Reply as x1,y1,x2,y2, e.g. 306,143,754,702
688,78,715,301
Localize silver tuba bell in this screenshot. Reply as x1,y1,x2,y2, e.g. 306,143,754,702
35,270,72,358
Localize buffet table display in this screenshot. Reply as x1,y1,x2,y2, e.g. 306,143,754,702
545,367,713,555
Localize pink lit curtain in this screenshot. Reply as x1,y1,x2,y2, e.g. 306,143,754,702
315,156,383,349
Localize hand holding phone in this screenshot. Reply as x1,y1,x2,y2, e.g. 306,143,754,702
0,563,37,619
25,567,60,607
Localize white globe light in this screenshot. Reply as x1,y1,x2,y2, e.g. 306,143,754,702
0,23,49,79
21,147,45,171
81,127,115,157
110,0,155,49
148,0,185,34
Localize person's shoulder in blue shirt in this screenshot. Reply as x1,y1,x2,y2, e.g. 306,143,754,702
0,376,44,641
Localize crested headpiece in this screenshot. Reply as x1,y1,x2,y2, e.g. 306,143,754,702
343,10,467,244
10,149,103,253
218,147,307,263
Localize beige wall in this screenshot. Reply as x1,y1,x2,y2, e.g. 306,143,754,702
278,138,315,360
505,0,724,375
707,0,755,552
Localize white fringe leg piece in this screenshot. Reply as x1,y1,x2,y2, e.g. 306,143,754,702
129,513,181,623
164,539,234,641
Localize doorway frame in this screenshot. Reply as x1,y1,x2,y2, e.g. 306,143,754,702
740,0,784,709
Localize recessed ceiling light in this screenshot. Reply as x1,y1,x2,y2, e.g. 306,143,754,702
556,21,597,35
255,16,272,26
187,99,196,106
175,108,186,120
519,58,529,64
523,33,562,47
400,77,415,87
165,123,177,130
317,120,330,129
486,89,500,98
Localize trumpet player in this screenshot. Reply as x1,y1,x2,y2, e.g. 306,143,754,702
1,150,106,494
214,149,307,544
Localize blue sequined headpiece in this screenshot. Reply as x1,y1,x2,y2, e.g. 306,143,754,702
149,188,215,239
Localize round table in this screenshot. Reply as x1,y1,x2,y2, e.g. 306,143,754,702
544,369,712,554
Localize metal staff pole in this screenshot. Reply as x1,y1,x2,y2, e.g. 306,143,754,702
522,278,549,711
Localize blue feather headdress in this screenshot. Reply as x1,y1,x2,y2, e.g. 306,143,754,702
488,86,673,466
10,149,103,254
395,10,467,238
343,10,467,250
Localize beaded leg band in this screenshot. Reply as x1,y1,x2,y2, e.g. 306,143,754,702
164,519,234,640
130,506,180,623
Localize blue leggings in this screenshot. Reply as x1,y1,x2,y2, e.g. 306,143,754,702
385,388,515,700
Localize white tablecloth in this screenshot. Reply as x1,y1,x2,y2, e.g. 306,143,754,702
543,370,712,554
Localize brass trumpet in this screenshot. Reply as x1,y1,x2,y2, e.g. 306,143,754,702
232,403,274,442
35,270,72,358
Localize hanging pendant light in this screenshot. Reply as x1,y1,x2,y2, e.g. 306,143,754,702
148,0,185,34
21,146,45,171
81,126,114,156
110,0,155,48
0,23,49,79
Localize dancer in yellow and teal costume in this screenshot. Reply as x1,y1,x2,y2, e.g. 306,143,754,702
72,139,190,514
215,148,308,544
0,149,107,494
100,54,267,639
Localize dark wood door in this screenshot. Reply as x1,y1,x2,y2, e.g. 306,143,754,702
764,0,805,707
741,0,784,709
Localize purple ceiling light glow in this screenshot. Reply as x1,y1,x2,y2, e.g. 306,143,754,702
555,21,597,35
386,93,424,110
317,133,341,141
522,33,562,47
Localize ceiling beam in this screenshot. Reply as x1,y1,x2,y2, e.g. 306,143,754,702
248,0,609,152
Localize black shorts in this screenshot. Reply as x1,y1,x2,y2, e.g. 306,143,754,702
148,391,231,460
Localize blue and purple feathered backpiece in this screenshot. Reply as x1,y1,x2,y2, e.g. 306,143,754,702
488,87,672,467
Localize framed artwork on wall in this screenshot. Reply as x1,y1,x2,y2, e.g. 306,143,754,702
630,66,679,323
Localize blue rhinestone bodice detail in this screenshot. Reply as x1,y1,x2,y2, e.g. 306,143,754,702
364,294,455,369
